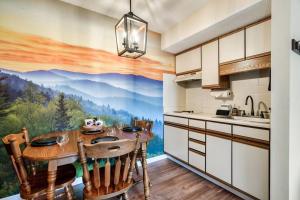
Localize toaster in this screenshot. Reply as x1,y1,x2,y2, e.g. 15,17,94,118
216,104,232,118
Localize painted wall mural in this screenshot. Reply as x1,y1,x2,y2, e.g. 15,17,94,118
0,0,174,197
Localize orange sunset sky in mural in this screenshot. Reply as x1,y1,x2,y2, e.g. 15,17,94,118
0,27,174,81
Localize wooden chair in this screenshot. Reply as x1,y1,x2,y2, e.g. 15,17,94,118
133,120,153,185
1,128,76,200
77,135,140,200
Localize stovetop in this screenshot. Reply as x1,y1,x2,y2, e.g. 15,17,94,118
173,110,194,114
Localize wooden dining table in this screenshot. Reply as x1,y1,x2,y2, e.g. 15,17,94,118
23,129,153,200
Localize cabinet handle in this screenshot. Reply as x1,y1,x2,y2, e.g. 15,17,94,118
292,39,300,55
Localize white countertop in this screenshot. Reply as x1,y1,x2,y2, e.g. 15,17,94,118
164,112,270,129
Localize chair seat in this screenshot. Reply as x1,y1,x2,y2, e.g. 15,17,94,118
84,167,132,200
20,164,76,199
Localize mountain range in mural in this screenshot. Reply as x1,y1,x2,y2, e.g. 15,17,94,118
0,23,172,197
1,68,164,122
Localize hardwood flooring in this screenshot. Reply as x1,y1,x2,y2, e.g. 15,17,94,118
73,158,241,200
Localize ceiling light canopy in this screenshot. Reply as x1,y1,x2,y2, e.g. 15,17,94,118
115,0,148,59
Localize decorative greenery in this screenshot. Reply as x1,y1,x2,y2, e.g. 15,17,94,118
0,73,164,198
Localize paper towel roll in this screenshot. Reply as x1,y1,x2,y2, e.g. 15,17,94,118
209,90,232,99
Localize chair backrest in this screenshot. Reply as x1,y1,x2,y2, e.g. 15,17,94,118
134,120,153,133
77,135,140,195
1,128,31,193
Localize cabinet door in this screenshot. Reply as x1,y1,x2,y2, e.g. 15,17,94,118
202,40,219,87
164,125,188,162
246,19,271,58
206,135,231,183
176,47,201,74
233,142,269,200
219,30,245,64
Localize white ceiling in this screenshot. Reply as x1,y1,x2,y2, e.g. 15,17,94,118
59,0,209,33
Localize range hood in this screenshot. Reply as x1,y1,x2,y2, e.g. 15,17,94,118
174,71,202,82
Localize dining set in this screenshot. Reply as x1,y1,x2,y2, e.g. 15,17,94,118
2,120,153,200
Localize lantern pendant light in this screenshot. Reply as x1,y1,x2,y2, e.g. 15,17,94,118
115,0,148,59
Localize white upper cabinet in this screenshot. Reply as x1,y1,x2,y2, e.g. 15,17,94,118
201,40,219,87
219,30,245,64
176,47,201,74
246,19,271,58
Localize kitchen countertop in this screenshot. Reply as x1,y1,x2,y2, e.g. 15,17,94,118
164,112,270,129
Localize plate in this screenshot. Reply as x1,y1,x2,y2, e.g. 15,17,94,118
31,137,57,147
81,129,105,135
91,136,119,144
82,125,103,132
122,126,142,133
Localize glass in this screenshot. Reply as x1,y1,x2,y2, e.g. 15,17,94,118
117,123,124,130
107,127,116,136
56,134,69,146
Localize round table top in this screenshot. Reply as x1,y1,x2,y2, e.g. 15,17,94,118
23,129,152,161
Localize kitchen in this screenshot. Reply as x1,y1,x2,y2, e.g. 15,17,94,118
163,16,271,200
0,0,299,200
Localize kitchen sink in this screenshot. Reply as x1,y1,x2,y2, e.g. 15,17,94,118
232,116,270,124
213,116,270,124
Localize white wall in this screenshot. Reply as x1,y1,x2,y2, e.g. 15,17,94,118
288,0,300,199
270,0,290,199
185,70,270,115
271,0,300,199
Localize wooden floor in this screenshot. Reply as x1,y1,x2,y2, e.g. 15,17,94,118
73,158,241,200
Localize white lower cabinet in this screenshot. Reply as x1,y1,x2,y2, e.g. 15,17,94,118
164,125,188,162
206,135,232,184
189,150,205,171
233,142,269,200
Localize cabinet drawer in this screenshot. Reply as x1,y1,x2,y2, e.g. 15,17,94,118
233,126,269,142
189,140,205,153
164,115,188,126
189,119,205,129
207,122,231,134
189,131,205,142
189,150,205,171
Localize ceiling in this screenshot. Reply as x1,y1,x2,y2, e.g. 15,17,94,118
59,0,209,33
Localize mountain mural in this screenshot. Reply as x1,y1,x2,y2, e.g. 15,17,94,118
1,68,163,121
1,69,163,97
0,13,173,197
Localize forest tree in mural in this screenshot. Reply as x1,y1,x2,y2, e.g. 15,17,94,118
0,69,165,197
0,4,173,194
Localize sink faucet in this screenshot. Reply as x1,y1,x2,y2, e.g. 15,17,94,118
245,95,254,116
258,101,270,119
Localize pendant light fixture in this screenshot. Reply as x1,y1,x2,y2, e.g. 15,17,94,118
115,0,148,59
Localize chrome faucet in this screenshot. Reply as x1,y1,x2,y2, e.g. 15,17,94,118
245,95,254,116
258,101,270,119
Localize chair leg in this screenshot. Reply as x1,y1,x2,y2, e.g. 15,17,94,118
64,184,74,200
122,192,129,200
135,160,140,176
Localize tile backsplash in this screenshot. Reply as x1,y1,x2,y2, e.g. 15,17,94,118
185,69,271,115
